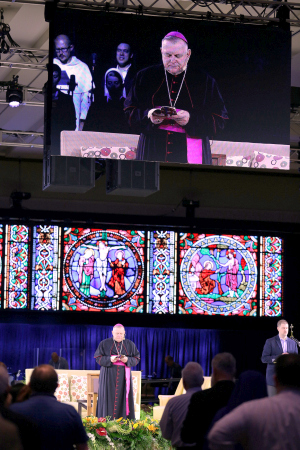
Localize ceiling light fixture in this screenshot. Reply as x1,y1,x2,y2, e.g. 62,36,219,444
6,75,23,107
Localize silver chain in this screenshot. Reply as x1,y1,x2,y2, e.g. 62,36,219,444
114,340,123,357
164,67,187,108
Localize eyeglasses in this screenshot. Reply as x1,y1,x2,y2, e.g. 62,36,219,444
56,46,71,53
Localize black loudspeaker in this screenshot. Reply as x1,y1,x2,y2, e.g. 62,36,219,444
43,156,95,193
44,1,58,22
291,87,300,109
106,160,160,197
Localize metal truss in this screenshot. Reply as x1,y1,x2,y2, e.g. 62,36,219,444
0,47,48,71
6,0,300,27
0,130,43,149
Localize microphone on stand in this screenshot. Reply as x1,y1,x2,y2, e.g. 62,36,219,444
91,53,97,68
68,74,77,96
90,53,97,103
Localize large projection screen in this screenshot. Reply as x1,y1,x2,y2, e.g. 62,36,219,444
48,10,291,170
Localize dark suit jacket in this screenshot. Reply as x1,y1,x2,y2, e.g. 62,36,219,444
181,380,235,448
261,335,298,386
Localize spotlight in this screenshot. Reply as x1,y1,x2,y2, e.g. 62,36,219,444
6,75,23,107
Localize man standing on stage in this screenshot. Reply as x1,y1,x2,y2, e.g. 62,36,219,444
261,319,298,396
94,324,140,420
115,43,136,97
54,34,93,131
124,31,228,164
49,352,69,370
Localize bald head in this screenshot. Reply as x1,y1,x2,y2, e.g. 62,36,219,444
51,352,59,363
182,362,204,390
30,365,58,394
54,34,73,64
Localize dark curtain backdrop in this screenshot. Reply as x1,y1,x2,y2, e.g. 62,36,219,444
0,324,221,377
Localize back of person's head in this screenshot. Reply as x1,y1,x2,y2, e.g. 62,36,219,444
275,354,300,390
0,362,8,370
226,370,267,412
165,355,174,364
212,353,236,381
10,382,32,404
0,365,9,407
182,362,204,390
30,364,58,394
0,366,9,395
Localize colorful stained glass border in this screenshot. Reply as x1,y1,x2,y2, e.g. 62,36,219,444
4,225,30,309
31,225,61,310
146,230,177,314
179,234,258,316
62,227,145,312
260,236,283,317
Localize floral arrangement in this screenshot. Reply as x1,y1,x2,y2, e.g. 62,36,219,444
83,415,172,449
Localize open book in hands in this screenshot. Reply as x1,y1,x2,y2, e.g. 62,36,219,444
152,106,177,117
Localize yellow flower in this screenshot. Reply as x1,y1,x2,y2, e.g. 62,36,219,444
148,424,157,432
133,423,139,429
116,417,123,422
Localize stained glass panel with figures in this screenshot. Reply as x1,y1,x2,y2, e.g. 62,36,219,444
146,231,177,314
62,227,145,312
260,236,283,317
179,234,258,316
4,225,30,309
31,225,61,310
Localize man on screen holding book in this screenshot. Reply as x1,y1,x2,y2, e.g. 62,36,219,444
124,31,228,165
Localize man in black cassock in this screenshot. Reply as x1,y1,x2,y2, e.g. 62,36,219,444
124,31,228,165
94,324,140,420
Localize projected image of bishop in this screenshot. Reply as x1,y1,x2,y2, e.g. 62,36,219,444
125,32,228,164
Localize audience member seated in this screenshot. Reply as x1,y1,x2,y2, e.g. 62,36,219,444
0,415,23,450
49,352,69,370
165,355,182,395
160,361,203,449
181,352,236,448
11,364,88,450
208,354,300,450
0,366,41,450
10,383,32,404
50,65,76,154
204,370,267,450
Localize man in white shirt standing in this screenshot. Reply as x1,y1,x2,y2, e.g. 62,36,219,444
160,361,203,449
115,43,136,97
53,34,93,131
208,353,300,450
261,319,298,396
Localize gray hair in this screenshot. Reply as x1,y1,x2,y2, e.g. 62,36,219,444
182,362,204,388
161,36,188,50
212,353,236,377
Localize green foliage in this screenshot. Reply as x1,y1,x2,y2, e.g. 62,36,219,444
83,415,173,450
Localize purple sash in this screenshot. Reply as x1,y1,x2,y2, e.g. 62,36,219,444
158,118,202,164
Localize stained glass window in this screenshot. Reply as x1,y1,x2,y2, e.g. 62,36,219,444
179,234,258,316
260,236,283,317
62,228,145,312
146,231,177,313
31,225,61,310
4,225,30,309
